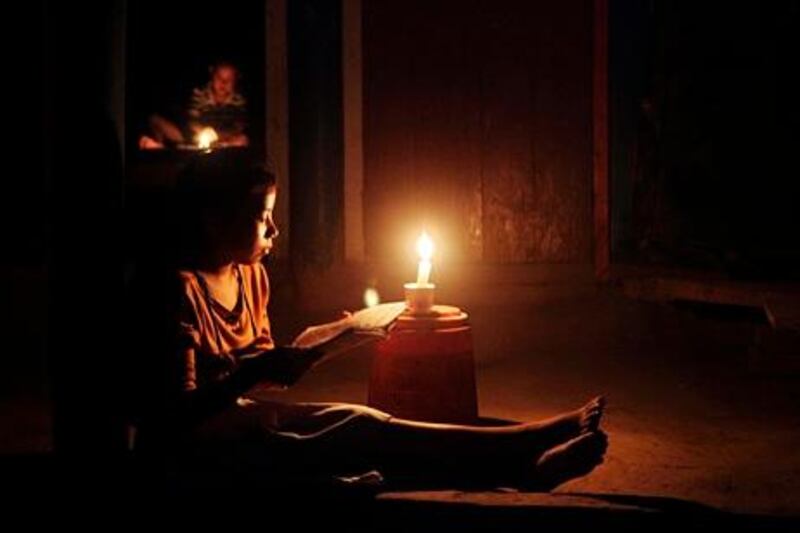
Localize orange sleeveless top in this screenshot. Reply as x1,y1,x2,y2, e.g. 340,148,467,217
176,262,275,391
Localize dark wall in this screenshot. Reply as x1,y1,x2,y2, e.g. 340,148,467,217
4,5,47,267
288,0,344,268
46,2,127,454
1,1,50,454
363,0,594,263
611,1,800,278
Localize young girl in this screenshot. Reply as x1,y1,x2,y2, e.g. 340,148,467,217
130,151,607,491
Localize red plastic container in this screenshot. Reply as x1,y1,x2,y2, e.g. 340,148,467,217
368,305,478,424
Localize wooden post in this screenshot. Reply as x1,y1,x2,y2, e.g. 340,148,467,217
266,0,290,259
343,0,365,262
593,0,610,281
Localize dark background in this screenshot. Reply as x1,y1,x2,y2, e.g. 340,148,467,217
610,1,800,277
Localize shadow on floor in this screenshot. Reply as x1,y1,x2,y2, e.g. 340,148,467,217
3,453,798,530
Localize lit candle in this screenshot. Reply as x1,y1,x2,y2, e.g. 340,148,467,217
415,232,434,286
404,232,436,314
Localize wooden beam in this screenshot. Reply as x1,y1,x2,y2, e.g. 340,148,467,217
343,0,365,262
266,0,290,259
593,0,610,281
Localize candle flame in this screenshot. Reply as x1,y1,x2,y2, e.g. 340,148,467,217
196,127,219,150
363,288,380,308
416,232,434,261
415,232,434,286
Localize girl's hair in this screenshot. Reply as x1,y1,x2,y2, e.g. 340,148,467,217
177,150,275,203
174,151,276,264
209,60,241,81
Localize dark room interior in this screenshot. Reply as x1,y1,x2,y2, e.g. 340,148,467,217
6,0,800,528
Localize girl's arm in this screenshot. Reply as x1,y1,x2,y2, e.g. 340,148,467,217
173,346,320,425
173,347,260,425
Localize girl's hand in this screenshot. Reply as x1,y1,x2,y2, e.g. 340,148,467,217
240,346,322,386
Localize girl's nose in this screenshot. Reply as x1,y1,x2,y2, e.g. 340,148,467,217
267,221,279,239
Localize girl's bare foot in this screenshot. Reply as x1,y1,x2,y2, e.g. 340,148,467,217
575,395,605,434
517,396,606,452
521,430,608,491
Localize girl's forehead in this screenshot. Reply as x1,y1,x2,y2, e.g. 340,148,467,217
252,186,277,209
264,191,276,209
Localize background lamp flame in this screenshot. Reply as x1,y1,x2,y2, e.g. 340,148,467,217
364,288,380,308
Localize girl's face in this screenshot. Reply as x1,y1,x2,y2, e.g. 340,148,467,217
229,186,279,264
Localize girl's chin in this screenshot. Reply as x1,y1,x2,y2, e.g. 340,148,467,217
241,251,270,264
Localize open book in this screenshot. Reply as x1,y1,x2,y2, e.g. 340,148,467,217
291,301,407,353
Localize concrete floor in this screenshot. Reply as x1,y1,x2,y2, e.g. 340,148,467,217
2,267,799,523
255,280,800,518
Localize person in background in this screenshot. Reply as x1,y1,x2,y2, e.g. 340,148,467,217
139,61,248,150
